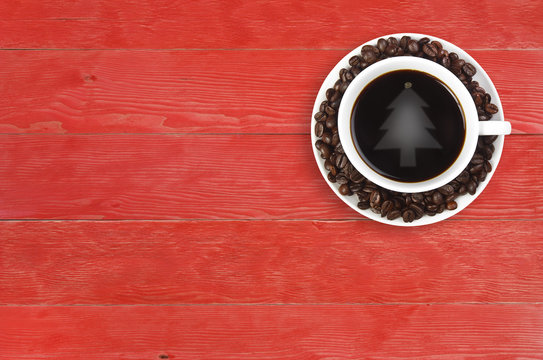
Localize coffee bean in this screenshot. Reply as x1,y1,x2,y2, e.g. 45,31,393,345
437,203,446,213
314,111,326,121
370,190,382,207
482,146,494,160
484,93,492,105
431,40,443,50
314,122,324,137
400,36,411,50
409,203,424,219
322,131,333,145
358,201,370,210
327,172,336,183
377,38,388,53
449,52,459,61
361,50,378,64
325,116,337,129
466,180,477,195
335,153,348,169
349,55,361,67
402,209,415,223
432,191,444,204
445,194,457,203
446,201,458,210
482,135,498,145
336,174,349,184
418,37,430,46
381,200,393,217
478,170,487,182
463,63,476,76
325,105,336,115
384,45,397,57
407,39,419,54
350,170,365,183
438,184,455,196
363,45,380,55
426,204,438,212
440,56,451,68
339,82,349,93
470,164,484,174
319,144,331,159
350,183,363,193
387,37,399,46
422,43,438,57
387,210,401,220
485,103,499,114
339,183,352,196
471,152,485,165
331,133,340,147
411,193,424,203
456,170,470,184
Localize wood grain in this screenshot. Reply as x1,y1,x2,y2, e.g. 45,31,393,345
0,134,540,220
1,220,542,305
0,50,541,134
1,304,542,359
0,0,542,49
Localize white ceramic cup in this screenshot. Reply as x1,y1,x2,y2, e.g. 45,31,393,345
338,56,512,193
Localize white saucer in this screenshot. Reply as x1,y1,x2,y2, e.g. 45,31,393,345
310,33,506,226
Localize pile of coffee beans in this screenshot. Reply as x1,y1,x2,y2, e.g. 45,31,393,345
314,36,499,222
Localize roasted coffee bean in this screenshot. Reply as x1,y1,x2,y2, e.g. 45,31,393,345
432,191,444,204
331,133,340,147
314,121,324,137
327,172,336,183
349,55,361,67
437,203,446,213
446,201,458,210
339,183,352,196
384,45,397,57
484,160,492,173
314,111,326,121
335,153,348,169
471,152,484,165
350,170,364,183
350,183,363,193
381,200,393,217
456,170,470,184
478,170,487,182
402,209,415,223
449,180,461,191
387,210,401,220
431,40,443,50
450,66,462,76
422,43,438,57
358,191,370,202
325,88,335,100
426,204,438,212
400,35,410,50
334,143,344,154
361,50,378,64
411,193,424,203
330,99,340,109
319,144,332,159
370,190,382,207
479,113,491,121
322,131,333,145
449,52,459,61
466,180,477,195
339,82,349,93
315,139,324,150
324,159,333,171
440,56,451,68
387,37,399,46
452,59,465,68
357,201,370,210
484,93,492,105
482,145,494,160
418,37,430,45
325,105,336,116
470,163,484,174
463,63,476,76
458,185,467,195
329,165,337,176
377,38,388,53
336,174,349,184
409,203,424,219
438,184,455,196
438,48,448,58
407,39,419,54
351,66,362,77
485,103,499,114
482,135,498,145
363,45,380,55
445,194,457,203
473,93,483,106
325,116,337,129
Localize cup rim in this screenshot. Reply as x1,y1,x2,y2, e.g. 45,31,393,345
338,56,479,193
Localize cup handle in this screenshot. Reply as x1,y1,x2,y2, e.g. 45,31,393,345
478,121,512,136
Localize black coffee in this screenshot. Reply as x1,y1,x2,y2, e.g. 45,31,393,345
352,69,465,182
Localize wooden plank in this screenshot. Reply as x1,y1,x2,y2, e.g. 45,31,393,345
0,50,541,134
0,0,542,49
0,134,540,220
0,305,541,358
0,220,542,304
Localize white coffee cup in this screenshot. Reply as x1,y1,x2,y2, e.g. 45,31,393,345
338,56,512,193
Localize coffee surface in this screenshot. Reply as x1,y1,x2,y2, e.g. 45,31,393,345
352,70,465,182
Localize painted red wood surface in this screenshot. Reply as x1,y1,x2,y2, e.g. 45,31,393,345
1,220,541,305
0,135,540,220
1,0,542,358
0,0,542,49
1,305,542,359
0,50,541,134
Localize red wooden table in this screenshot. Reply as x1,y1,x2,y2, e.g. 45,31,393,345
1,1,542,358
